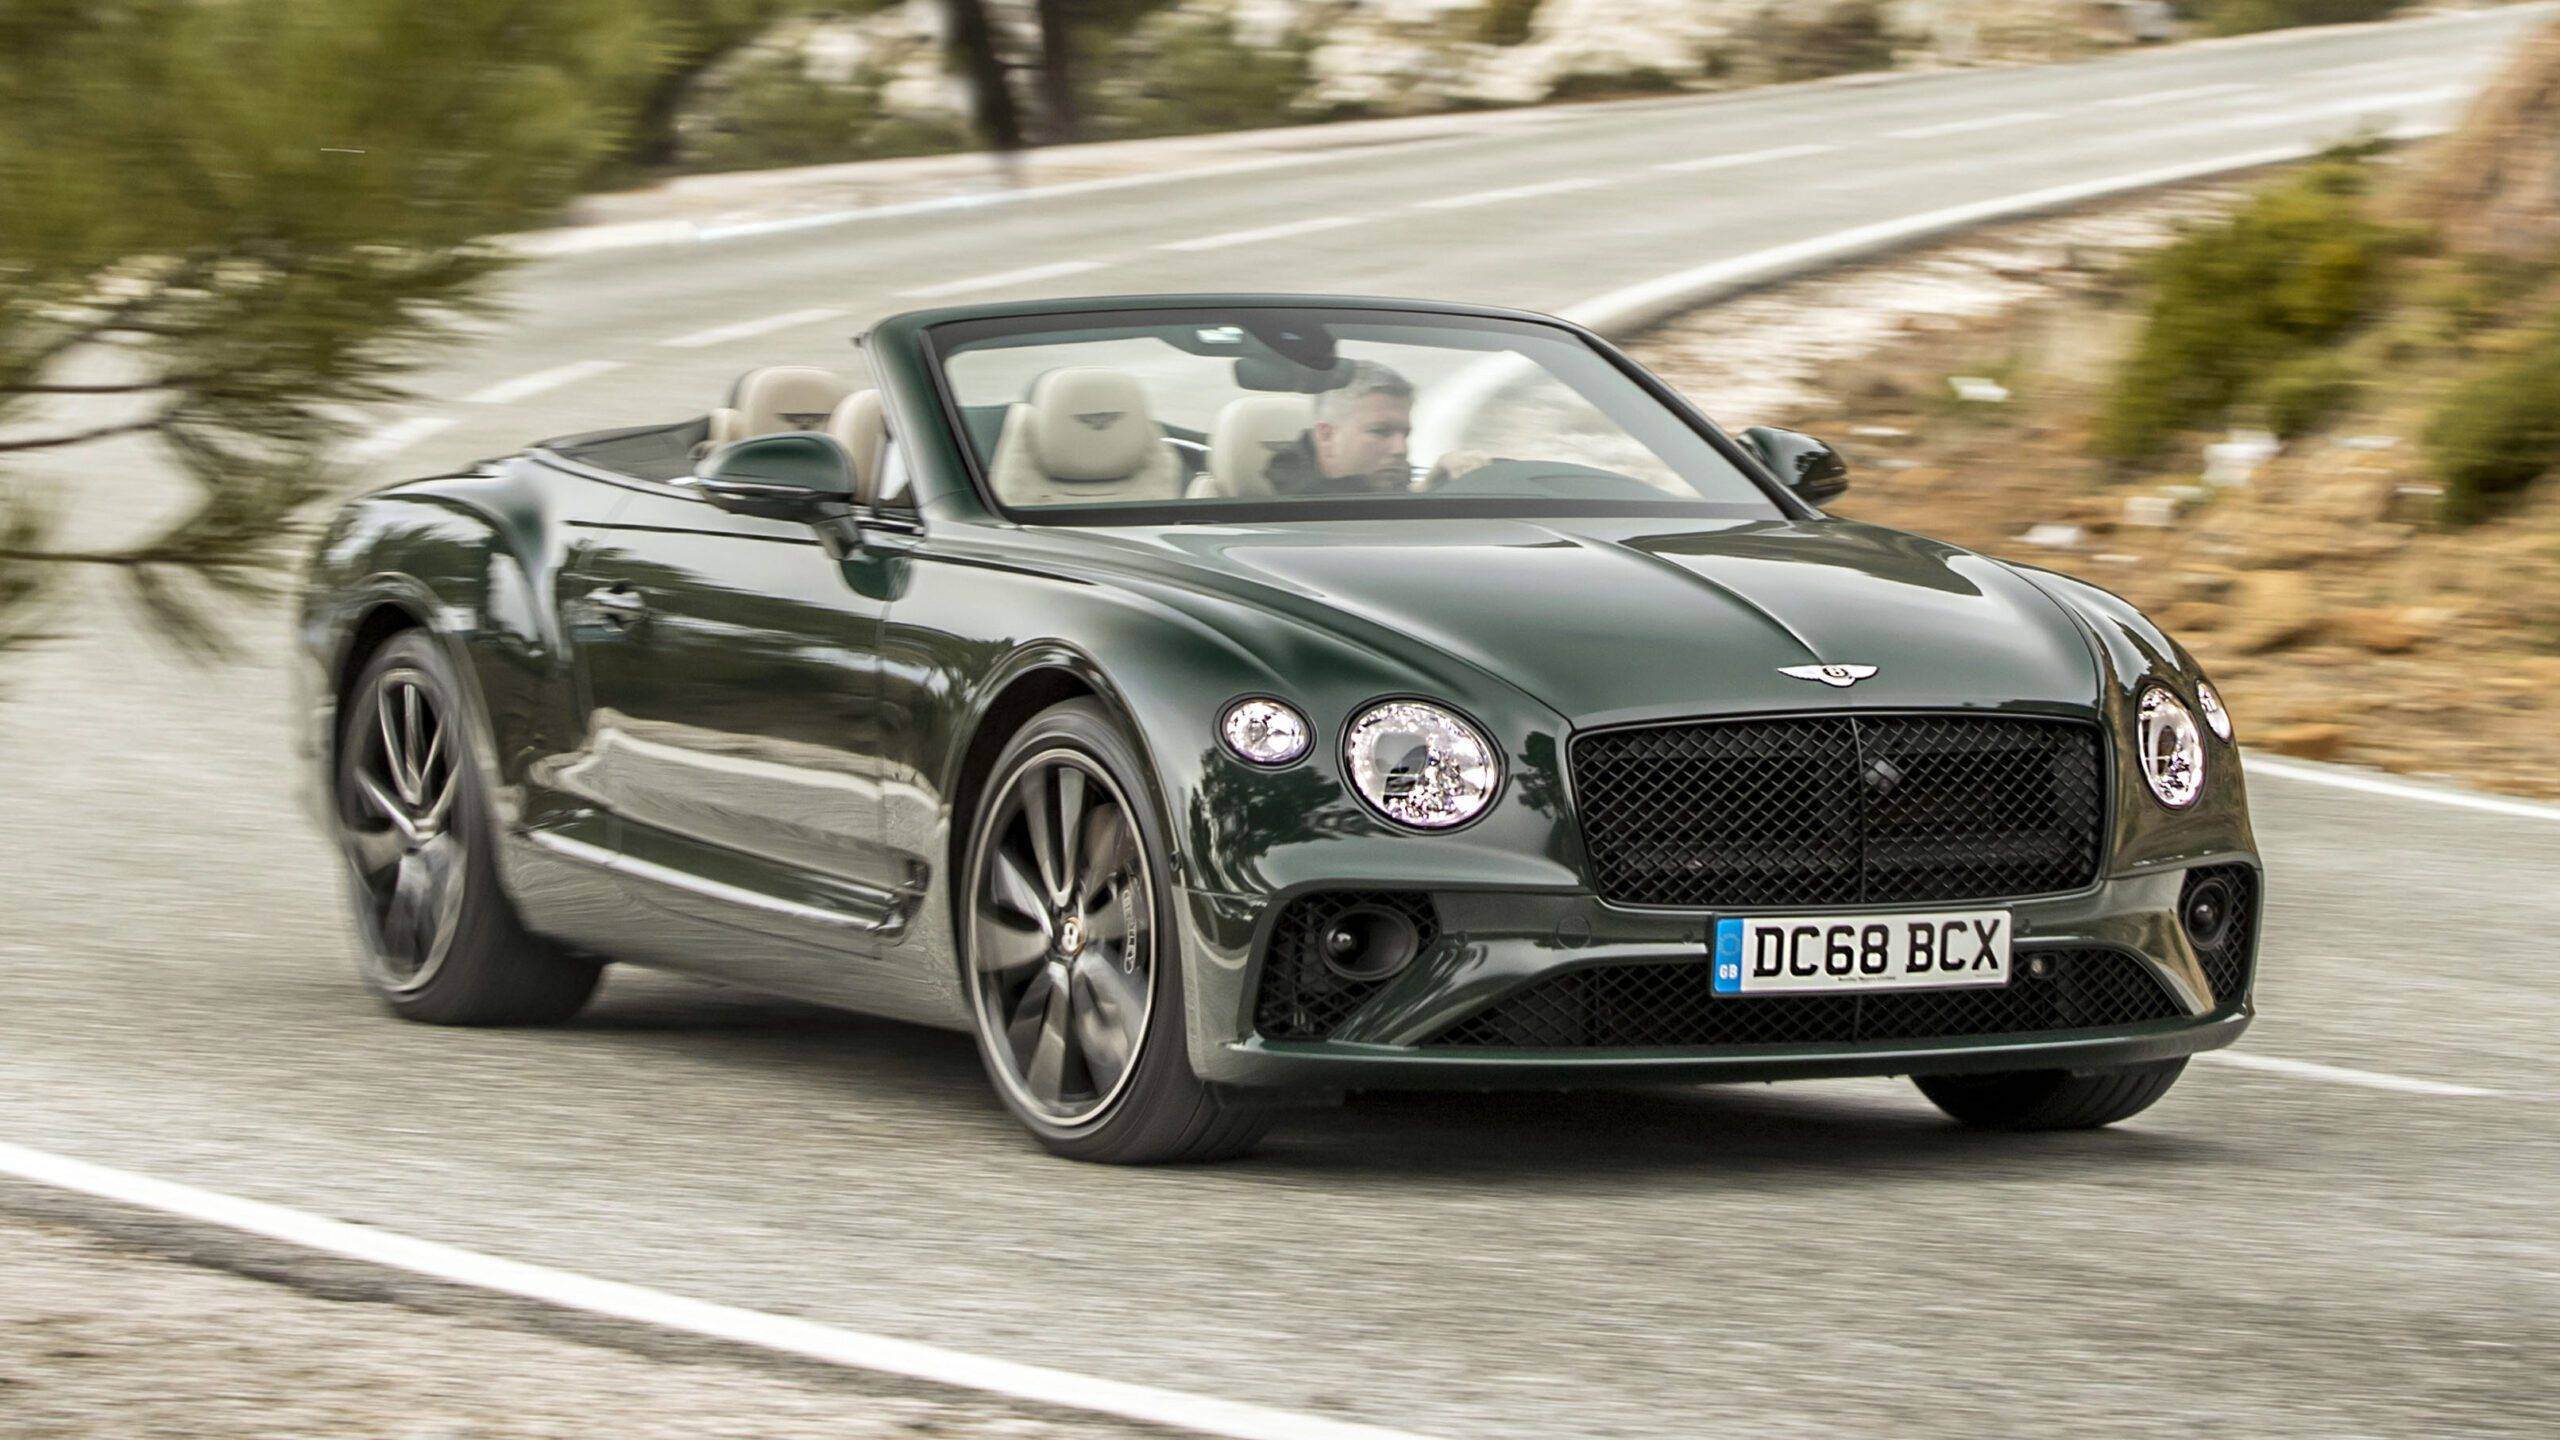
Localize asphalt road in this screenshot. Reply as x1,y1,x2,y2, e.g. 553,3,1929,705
5,8,2558,1438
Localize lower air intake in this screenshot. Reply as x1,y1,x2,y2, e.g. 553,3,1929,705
1254,891,1439,1041
1426,947,2184,1050
2181,864,2260,1008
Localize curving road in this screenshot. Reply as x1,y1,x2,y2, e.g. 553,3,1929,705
5,8,2558,1438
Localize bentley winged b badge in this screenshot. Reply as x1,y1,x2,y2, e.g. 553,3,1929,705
1781,663,1879,688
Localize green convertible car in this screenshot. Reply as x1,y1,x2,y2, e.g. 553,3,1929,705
295,294,2261,1162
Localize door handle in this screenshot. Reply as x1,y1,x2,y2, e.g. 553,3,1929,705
590,585,646,624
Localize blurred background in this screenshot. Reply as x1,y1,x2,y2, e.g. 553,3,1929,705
4,2,2557,1438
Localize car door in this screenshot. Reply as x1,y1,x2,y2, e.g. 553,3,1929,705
561,477,912,995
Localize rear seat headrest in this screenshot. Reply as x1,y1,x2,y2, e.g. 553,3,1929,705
1022,368,1158,482
727,366,851,438
1206,395,1313,498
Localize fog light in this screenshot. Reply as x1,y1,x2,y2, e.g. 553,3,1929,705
2183,874,2237,951
1316,904,1421,982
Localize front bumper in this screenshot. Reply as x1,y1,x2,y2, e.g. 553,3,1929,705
1178,856,2258,1091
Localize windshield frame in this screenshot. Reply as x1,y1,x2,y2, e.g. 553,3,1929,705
917,301,1807,528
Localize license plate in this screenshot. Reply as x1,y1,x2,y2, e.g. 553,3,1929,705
1712,910,2011,995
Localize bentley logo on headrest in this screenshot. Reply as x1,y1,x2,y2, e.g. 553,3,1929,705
1074,411,1125,431
779,412,830,428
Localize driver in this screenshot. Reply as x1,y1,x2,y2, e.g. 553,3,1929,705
1267,361,1413,496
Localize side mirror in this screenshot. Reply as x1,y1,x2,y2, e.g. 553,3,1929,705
1740,425,1849,505
691,433,860,520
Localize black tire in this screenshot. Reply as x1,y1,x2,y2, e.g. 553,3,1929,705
1915,1058,2187,1131
333,632,600,1026
960,698,1273,1164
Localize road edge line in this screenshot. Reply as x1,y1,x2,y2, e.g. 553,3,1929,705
0,1139,1440,1440
1564,141,2376,336
2241,753,2560,824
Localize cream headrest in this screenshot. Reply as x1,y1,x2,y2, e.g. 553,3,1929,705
1023,368,1158,482
1207,395,1312,499
729,366,851,438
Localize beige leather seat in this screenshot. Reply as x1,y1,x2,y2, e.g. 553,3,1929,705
986,367,1183,506
1187,394,1313,499
703,366,852,454
824,390,887,503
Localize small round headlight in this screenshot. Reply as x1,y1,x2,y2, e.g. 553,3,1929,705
2138,687,2206,809
2196,680,2233,743
1343,700,1500,829
1220,698,1310,766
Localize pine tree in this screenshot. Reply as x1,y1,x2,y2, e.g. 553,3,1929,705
0,0,648,657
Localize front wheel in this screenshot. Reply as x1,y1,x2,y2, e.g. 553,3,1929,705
960,699,1271,1163
1914,1058,2186,1131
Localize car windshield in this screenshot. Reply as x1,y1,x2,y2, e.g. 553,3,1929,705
927,307,1785,522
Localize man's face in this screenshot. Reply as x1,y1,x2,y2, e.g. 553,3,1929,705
1313,393,1411,486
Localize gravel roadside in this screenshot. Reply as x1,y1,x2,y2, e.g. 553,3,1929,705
0,1204,1136,1440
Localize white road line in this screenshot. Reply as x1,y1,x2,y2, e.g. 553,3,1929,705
343,416,456,465
1886,109,2058,140
1563,143,2325,335
2305,57,2416,81
656,307,849,349
2092,82,2261,110
460,359,627,406
1412,176,1611,210
0,1140,1440,1440
1655,142,1838,173
1158,215,1366,252
2195,1052,2500,1098
2242,754,2560,825
897,259,1106,299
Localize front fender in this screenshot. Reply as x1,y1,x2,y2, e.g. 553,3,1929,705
295,462,595,839
2006,563,2257,873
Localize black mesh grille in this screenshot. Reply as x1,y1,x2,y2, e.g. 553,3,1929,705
2182,864,2260,1008
1426,947,2181,1050
1571,714,2104,908
1253,891,1439,1041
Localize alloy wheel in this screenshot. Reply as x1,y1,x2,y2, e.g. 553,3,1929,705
967,750,1157,1128
338,667,466,995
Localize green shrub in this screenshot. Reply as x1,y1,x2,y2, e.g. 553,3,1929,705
1751,0,1899,82
2427,326,2560,525
1547,66,1690,100
2097,153,2408,463
1089,11,1312,139
1477,0,1543,46
2255,351,2361,439
679,57,970,171
2179,0,2409,37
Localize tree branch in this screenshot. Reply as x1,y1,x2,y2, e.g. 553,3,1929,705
0,408,175,453
5,377,197,396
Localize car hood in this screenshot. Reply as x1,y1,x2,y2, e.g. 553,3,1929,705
1115,516,2103,724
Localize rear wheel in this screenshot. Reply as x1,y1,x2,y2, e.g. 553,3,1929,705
961,699,1272,1163
333,632,599,1026
1915,1058,2186,1130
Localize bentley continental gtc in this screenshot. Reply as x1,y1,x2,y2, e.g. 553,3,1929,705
295,295,2262,1162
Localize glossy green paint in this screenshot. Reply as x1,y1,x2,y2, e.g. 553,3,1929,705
296,293,2257,1090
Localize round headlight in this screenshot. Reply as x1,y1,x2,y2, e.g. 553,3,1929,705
2138,687,2206,809
1342,700,1500,829
1219,697,1310,766
2196,680,2233,743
